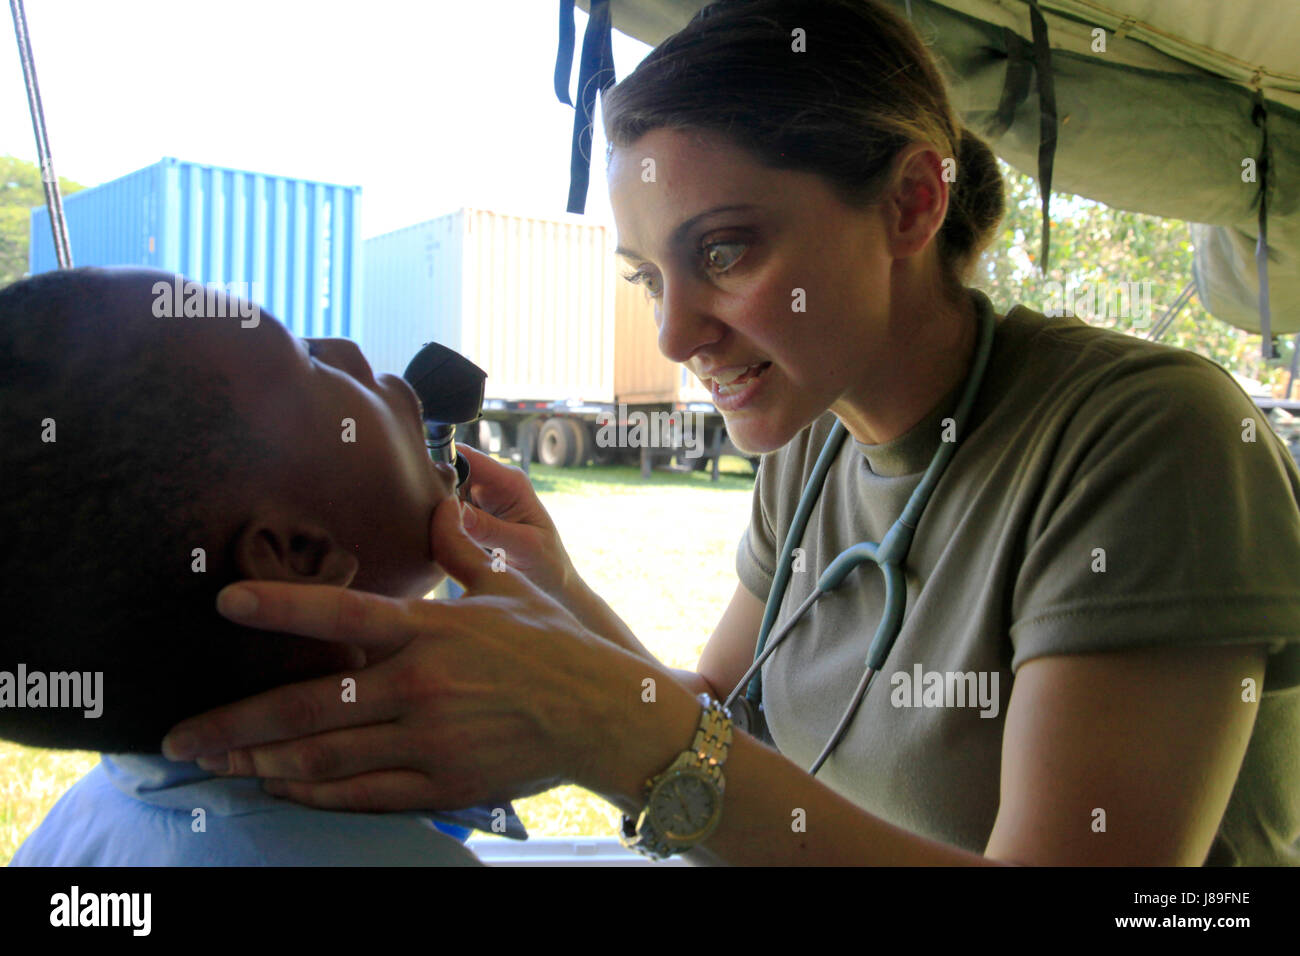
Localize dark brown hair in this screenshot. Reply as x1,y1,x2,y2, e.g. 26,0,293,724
602,0,1005,295
0,269,315,752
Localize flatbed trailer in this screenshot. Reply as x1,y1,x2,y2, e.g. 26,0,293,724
461,398,757,479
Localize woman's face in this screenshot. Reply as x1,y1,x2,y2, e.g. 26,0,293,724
607,128,899,454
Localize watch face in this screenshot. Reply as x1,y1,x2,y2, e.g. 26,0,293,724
649,769,720,841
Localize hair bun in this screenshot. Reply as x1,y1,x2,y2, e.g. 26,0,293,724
942,126,1005,281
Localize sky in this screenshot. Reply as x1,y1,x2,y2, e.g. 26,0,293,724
1,0,652,237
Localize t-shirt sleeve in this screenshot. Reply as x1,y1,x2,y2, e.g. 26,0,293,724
1010,357,1300,691
737,453,780,602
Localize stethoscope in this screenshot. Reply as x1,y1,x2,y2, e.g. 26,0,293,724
723,297,997,775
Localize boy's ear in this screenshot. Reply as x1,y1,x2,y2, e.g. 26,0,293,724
232,510,358,586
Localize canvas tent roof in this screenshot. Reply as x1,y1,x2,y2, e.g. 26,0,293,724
561,0,1299,343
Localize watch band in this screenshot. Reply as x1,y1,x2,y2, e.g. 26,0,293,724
619,693,733,860
728,694,773,745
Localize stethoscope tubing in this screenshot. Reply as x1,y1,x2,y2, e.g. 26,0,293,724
728,296,998,773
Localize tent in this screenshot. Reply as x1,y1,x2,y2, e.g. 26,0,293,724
555,0,1298,358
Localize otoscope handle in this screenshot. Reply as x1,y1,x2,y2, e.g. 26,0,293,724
403,341,487,502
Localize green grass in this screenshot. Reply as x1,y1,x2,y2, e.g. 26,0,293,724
1,745,101,864
0,455,756,863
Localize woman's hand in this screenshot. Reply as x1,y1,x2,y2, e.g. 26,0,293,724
160,495,701,813
455,444,581,600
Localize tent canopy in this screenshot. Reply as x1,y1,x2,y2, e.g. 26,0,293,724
565,0,1298,339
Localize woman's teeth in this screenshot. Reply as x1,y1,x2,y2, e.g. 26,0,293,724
713,363,770,393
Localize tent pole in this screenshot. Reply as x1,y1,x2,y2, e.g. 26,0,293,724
10,0,72,270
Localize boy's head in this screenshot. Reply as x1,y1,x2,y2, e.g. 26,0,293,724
1,267,458,751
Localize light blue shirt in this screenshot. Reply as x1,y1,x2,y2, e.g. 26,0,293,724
9,754,527,866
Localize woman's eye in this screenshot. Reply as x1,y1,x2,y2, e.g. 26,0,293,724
621,269,663,298
704,240,746,273
619,239,746,301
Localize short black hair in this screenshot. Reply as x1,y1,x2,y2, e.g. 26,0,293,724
0,268,313,751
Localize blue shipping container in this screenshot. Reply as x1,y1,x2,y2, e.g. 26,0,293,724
29,157,362,339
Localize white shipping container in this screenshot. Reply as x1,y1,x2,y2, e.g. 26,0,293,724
614,268,713,405
362,208,616,402
362,206,715,408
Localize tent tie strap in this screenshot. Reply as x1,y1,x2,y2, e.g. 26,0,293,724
554,0,616,215
1028,0,1058,276
989,27,1033,141
1252,86,1273,361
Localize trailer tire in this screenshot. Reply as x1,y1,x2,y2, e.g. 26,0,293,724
455,420,480,451
562,418,591,467
592,435,620,465
538,418,576,467
519,418,542,463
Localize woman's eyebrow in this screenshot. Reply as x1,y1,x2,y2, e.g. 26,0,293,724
615,203,760,260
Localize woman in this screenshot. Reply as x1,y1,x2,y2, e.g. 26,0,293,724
163,0,1300,865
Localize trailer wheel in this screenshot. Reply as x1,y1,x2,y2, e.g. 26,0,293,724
538,418,576,467
454,420,480,451
592,442,619,465
519,418,542,463
562,418,591,467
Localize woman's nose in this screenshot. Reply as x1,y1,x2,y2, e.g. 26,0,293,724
655,277,721,365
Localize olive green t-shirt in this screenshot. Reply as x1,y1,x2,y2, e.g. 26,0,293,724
736,288,1300,866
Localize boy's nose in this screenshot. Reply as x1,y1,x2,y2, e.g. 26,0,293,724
313,338,377,386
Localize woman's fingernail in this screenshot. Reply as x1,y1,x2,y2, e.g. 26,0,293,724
217,586,259,620
196,753,229,774
460,502,476,530
162,732,197,761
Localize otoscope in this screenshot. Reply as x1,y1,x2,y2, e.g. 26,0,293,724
402,342,487,501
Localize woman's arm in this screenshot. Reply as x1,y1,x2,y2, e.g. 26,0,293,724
563,577,766,699
453,445,665,664
591,664,998,865
164,500,1265,865
984,641,1265,866
587,637,1266,866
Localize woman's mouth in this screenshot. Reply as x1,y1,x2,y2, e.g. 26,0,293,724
710,362,772,410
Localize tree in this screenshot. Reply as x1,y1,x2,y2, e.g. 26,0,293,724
1,155,83,287
976,160,1292,397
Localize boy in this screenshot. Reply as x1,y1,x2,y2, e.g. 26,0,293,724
1,267,523,865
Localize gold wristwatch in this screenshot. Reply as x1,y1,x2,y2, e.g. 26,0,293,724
619,694,733,860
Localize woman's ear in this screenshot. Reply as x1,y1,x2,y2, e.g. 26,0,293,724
883,142,950,261
232,509,359,586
